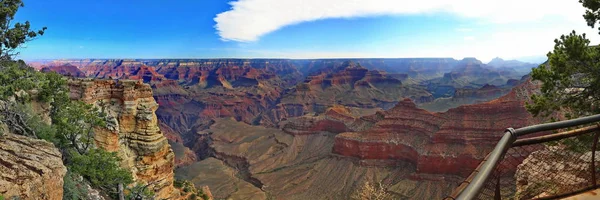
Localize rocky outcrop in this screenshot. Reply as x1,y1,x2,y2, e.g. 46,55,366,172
281,115,350,135
427,58,525,90
274,62,431,122
334,78,542,176
40,64,86,77
279,105,381,135
0,134,67,200
68,79,179,199
514,146,595,199
453,84,509,99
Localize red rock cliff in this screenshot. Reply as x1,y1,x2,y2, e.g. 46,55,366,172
333,78,541,176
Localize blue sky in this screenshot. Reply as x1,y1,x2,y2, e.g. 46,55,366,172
15,0,599,62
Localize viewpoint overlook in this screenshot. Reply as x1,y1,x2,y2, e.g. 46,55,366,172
2,0,600,200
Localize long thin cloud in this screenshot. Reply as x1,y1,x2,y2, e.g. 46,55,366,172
214,0,584,42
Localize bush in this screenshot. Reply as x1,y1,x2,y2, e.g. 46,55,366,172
68,149,133,191
352,181,391,200
62,171,89,200
125,182,155,200
197,190,209,200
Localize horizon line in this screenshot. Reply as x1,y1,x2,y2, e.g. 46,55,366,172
23,56,536,62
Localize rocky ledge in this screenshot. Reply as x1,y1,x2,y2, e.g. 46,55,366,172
0,134,67,200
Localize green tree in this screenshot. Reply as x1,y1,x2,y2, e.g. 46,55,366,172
0,61,39,100
526,1,600,118
526,31,600,118
53,100,106,155
69,149,134,192
0,0,46,59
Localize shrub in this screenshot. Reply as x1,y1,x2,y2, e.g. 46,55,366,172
62,171,89,200
351,181,391,200
68,149,133,191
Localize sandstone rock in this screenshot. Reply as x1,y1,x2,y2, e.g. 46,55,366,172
515,146,592,199
0,134,67,200
69,79,180,199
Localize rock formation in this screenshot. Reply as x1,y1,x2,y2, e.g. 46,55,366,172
334,78,542,176
0,133,67,200
40,64,86,78
68,79,179,199
272,61,432,124
453,84,508,99
177,118,461,200
514,145,594,199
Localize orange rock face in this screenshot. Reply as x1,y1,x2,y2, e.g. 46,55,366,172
68,79,180,199
0,134,67,200
333,78,542,176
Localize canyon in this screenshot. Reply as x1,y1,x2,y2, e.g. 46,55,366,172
36,58,539,199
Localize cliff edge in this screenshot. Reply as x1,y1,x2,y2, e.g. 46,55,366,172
69,79,179,199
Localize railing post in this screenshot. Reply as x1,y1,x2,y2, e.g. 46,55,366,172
494,176,501,200
592,131,600,187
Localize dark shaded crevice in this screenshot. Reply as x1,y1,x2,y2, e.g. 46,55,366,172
188,133,215,160
18,160,44,176
214,151,264,189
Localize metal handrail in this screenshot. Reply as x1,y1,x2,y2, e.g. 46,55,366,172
513,114,600,137
454,114,600,200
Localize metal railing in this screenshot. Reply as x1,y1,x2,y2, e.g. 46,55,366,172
446,114,600,200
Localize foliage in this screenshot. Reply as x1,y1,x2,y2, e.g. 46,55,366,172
68,149,133,191
38,71,68,103
174,179,184,188
174,179,210,200
526,31,600,118
351,181,391,200
582,0,600,33
526,1,600,118
197,190,209,200
53,100,106,155
0,61,40,101
0,0,46,59
0,101,36,138
62,171,89,200
125,183,156,200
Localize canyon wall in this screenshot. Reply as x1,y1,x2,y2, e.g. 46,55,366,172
68,79,179,199
0,133,67,200
333,78,541,176
40,59,437,132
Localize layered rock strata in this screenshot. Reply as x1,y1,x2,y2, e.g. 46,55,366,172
334,78,541,176
0,134,67,200
68,79,179,199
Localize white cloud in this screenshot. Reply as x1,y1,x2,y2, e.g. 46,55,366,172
455,28,473,32
463,36,475,41
214,0,585,42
